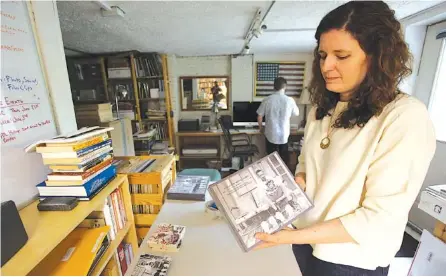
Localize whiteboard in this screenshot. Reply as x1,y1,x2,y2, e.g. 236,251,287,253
1,1,58,207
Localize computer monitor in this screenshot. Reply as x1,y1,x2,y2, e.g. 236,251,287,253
233,101,264,127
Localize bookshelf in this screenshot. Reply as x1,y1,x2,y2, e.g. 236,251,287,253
67,51,175,155
1,175,138,276
66,57,109,104
114,155,176,244
106,52,175,153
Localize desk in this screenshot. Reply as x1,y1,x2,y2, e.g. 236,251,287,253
176,129,304,170
126,193,300,276
176,129,305,136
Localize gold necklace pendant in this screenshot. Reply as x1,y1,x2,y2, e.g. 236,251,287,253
320,137,331,149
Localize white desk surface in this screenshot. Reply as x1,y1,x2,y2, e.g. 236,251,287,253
126,193,300,276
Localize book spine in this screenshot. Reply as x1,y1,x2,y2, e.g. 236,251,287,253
127,243,133,263
111,191,124,230
117,243,128,275
71,134,108,151
84,165,116,196
103,202,117,240
114,251,123,276
116,189,127,224
124,244,131,269
76,139,112,157
107,196,119,234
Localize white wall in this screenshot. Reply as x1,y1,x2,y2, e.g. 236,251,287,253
231,54,254,102
31,1,77,134
400,25,427,95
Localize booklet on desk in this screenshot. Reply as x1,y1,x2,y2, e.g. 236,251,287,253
208,152,313,252
167,175,210,201
131,254,172,276
147,223,186,252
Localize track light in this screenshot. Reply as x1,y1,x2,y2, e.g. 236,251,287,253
242,45,250,55
252,24,267,38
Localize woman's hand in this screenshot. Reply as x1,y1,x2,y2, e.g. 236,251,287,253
295,172,306,191
254,227,296,250
254,219,356,251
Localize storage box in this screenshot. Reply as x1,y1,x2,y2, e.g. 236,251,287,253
418,190,446,224
408,230,446,275
108,68,131,79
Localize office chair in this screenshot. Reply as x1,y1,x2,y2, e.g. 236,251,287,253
218,117,259,169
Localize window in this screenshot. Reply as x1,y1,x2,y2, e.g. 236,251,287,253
428,39,446,142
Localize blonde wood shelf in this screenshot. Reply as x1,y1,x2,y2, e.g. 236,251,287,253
115,156,176,238
0,174,137,276
90,221,132,276
134,214,158,226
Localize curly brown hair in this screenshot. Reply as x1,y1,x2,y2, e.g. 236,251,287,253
309,1,412,128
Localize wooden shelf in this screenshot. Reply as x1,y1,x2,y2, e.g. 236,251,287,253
0,175,129,276
180,155,219,160
139,98,165,101
137,76,163,79
108,77,132,81
89,221,132,276
134,214,158,226
141,118,167,122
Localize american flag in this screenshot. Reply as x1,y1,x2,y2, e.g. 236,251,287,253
255,62,305,96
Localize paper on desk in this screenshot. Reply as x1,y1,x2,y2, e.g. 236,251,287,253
408,230,446,276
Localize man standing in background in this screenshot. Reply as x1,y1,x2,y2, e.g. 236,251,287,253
257,77,299,166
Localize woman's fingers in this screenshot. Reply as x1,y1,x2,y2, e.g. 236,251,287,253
294,175,306,191
253,241,279,250
255,229,296,244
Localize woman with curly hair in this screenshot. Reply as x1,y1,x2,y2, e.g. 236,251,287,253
255,1,436,275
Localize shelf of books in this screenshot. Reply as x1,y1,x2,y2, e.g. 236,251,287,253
2,127,138,276
1,174,138,276
104,52,175,155
113,155,176,244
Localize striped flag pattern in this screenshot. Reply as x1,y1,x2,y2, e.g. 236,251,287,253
255,62,305,96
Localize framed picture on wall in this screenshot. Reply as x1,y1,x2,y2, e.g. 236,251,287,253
254,62,306,97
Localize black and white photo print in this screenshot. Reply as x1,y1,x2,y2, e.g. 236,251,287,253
208,152,313,251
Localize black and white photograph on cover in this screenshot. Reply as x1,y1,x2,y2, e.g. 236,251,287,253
208,152,312,251
131,254,172,276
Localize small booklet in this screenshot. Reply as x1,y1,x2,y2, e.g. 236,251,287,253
208,152,313,252
147,223,186,252
167,175,210,201
131,254,172,276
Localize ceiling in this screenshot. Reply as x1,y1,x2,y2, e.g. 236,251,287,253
57,0,444,56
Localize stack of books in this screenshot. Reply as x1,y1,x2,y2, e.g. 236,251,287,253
151,141,168,155
29,127,117,201
75,103,113,126
134,54,163,77
146,109,166,120
80,187,128,240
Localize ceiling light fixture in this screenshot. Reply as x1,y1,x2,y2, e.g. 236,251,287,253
101,6,126,18
253,24,268,38
93,0,112,11
241,45,250,55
